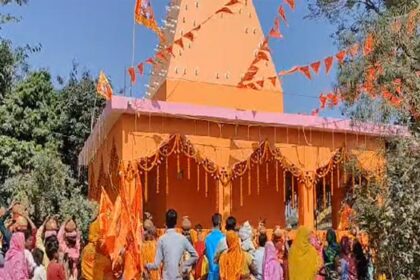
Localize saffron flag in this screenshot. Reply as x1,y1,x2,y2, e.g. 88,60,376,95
128,67,136,84
285,0,295,10
310,61,321,74
134,0,163,40
324,56,334,74
298,66,312,80
278,6,288,25
98,186,113,237
137,63,144,76
97,71,113,100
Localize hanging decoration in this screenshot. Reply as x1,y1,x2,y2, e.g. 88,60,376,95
310,61,321,74
278,5,288,26
96,71,113,100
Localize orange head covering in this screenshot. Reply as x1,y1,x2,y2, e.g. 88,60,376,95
219,231,244,280
288,226,322,280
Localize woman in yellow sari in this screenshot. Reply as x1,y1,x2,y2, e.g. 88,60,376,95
219,231,255,280
288,226,322,280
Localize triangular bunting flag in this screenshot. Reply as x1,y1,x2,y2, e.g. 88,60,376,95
256,79,265,87
298,66,312,80
243,71,257,81
246,83,258,90
225,0,240,6
175,38,184,49
128,67,136,84
216,7,233,14
268,76,277,86
310,61,321,74
278,6,288,25
145,57,155,65
324,56,334,74
285,0,295,10
269,28,283,39
156,51,167,61
278,66,298,76
166,46,174,56
335,50,346,63
256,51,269,62
137,63,144,76
261,38,270,52
184,31,194,41
319,93,327,109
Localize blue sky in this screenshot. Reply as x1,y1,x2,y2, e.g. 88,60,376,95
1,0,342,116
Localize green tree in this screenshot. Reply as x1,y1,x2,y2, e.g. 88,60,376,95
309,0,420,278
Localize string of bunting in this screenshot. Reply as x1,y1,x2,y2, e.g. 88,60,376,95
128,0,241,85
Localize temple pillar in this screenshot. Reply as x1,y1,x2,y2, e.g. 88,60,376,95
298,180,315,229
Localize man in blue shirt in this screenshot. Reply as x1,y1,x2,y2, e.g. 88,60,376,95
205,213,224,280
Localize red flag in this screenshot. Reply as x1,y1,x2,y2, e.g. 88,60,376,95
145,57,155,65
175,38,184,49
269,28,283,39
137,63,144,76
285,0,295,10
319,93,327,109
184,31,194,41
363,34,374,56
348,43,359,57
268,76,277,86
216,7,233,14
225,0,240,5
256,79,264,87
310,61,321,74
298,66,312,80
278,6,288,25
335,50,346,63
261,38,270,52
128,67,136,84
324,56,334,74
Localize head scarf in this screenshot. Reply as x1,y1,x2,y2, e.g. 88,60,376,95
2,232,29,280
288,226,322,280
340,236,351,256
219,231,244,280
263,241,282,280
325,228,340,267
239,221,255,253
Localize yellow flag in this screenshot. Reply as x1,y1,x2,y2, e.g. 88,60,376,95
96,71,113,100
134,0,164,41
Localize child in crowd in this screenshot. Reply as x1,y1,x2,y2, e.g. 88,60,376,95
45,236,66,280
32,248,47,280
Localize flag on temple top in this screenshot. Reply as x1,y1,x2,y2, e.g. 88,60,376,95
134,0,164,41
96,71,113,100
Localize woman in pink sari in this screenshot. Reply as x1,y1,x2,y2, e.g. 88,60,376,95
0,232,29,280
263,241,283,280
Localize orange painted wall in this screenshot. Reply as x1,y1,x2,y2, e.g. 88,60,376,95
231,160,286,228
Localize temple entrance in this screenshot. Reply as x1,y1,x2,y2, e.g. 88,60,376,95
142,152,217,228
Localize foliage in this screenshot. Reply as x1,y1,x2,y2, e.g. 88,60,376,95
310,0,420,279
0,150,95,237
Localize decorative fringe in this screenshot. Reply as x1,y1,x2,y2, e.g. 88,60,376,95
331,169,334,197
265,162,269,184
323,176,326,209
291,175,295,208
156,164,160,194
240,176,243,206
275,161,279,192
248,162,251,195
177,153,180,174
166,156,169,195
145,169,148,202
205,172,208,197
283,170,286,202
257,163,260,195
187,156,191,180
197,164,200,191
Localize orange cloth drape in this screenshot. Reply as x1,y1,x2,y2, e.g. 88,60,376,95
219,231,244,280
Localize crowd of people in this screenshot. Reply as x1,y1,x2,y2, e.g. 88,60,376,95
140,210,374,280
0,202,80,280
0,201,375,280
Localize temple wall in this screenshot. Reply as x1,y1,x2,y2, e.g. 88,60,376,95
87,113,384,229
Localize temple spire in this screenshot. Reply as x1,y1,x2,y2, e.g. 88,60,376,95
149,0,284,113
